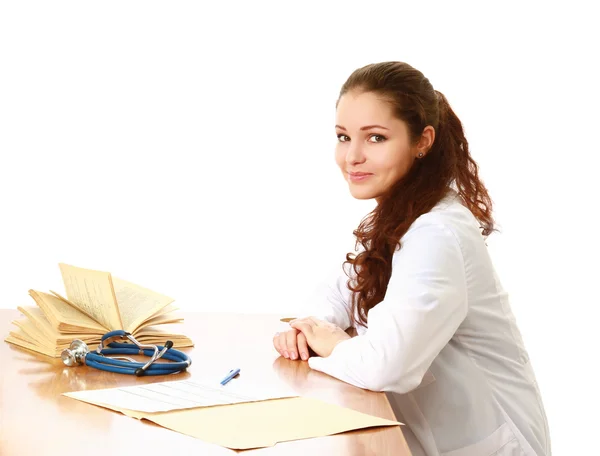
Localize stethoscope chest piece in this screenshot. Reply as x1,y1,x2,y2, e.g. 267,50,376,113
61,339,90,367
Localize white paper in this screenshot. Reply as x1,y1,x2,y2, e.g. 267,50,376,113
64,378,297,413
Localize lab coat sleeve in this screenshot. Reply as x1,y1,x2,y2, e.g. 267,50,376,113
305,262,354,330
308,223,468,394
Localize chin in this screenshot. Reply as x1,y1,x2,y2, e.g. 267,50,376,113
348,187,377,200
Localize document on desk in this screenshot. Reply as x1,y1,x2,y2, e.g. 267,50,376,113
64,378,296,413
64,378,401,450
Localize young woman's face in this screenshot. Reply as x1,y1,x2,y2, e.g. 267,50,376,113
334,90,433,202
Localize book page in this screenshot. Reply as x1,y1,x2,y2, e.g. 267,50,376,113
30,290,107,333
146,303,179,319
4,330,57,358
12,319,51,348
58,263,122,330
17,306,102,345
138,312,183,329
18,306,61,341
112,277,174,333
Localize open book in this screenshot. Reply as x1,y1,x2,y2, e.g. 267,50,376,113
4,263,194,357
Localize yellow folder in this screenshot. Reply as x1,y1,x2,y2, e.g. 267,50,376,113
67,394,401,450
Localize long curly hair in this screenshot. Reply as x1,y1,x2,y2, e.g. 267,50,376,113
338,61,495,327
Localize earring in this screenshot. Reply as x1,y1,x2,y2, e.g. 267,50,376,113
418,152,424,158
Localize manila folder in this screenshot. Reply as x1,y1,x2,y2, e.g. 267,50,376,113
73,396,401,450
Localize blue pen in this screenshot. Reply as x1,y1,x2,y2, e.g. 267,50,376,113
220,368,240,386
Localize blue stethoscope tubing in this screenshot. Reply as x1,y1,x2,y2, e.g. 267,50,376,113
85,330,191,376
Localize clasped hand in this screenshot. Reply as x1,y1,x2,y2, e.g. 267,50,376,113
273,316,350,360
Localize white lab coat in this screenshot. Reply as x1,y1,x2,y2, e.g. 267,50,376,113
306,190,551,455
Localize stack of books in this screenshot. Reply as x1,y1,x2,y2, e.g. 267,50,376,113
4,263,193,357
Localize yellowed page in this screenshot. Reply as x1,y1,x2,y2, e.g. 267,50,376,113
137,312,183,329
9,318,94,357
132,323,194,348
12,318,52,348
58,263,122,330
30,290,107,333
17,307,102,347
63,395,400,450
112,277,174,333
4,329,57,357
139,303,179,324
133,334,194,349
16,306,58,342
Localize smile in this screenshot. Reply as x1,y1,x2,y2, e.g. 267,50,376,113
348,172,373,183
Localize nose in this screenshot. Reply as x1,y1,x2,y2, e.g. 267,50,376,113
345,143,366,166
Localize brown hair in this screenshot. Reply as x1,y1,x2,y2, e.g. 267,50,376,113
337,61,495,327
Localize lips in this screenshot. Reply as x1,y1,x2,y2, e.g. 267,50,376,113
347,171,373,183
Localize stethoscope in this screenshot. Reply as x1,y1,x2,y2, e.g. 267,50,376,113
61,330,191,376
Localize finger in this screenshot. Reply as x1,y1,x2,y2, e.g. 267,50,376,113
289,317,316,327
273,332,282,355
290,321,314,337
279,332,290,358
285,330,298,360
296,331,309,360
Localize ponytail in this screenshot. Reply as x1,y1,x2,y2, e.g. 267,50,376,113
435,90,495,236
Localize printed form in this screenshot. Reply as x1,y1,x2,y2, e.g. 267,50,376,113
64,378,297,413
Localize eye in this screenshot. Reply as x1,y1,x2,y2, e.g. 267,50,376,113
369,134,387,143
337,134,350,142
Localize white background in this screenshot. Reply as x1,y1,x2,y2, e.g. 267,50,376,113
1,1,598,454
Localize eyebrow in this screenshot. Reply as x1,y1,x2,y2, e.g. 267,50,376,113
335,124,389,131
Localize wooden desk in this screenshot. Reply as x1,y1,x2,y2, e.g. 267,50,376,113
0,309,410,455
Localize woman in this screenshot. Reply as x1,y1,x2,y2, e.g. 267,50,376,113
273,62,551,456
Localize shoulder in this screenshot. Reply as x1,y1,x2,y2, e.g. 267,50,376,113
398,190,486,258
